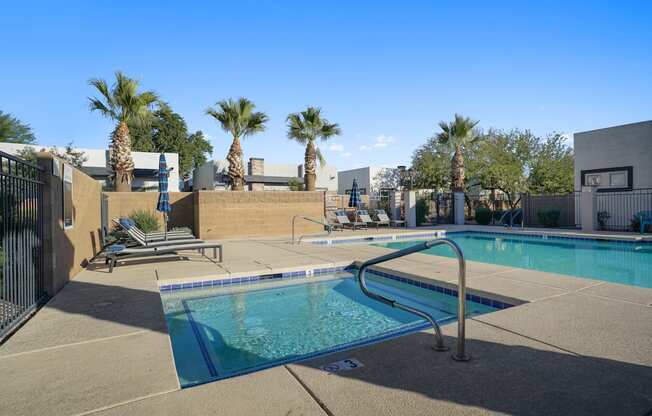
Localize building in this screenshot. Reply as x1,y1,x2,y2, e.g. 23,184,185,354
574,120,652,192
0,143,180,191
192,157,338,191
337,166,399,197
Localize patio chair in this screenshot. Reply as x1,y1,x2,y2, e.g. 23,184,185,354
113,218,194,242
334,210,367,230
325,212,344,231
103,242,223,273
113,218,201,248
375,209,406,228
356,210,379,228
636,211,652,234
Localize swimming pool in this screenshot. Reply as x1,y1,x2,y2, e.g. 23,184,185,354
160,271,500,387
374,231,652,288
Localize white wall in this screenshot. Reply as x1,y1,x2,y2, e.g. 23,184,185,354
0,143,180,191
315,165,338,191
574,120,652,191
338,166,397,195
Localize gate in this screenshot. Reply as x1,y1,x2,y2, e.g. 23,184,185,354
0,151,46,341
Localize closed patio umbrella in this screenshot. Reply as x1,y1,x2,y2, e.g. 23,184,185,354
156,153,172,240
349,178,361,221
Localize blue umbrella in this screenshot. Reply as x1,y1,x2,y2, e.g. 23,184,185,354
348,178,361,208
156,153,172,239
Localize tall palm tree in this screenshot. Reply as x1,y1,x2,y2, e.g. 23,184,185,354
88,71,158,192
286,107,341,191
206,98,268,191
435,114,480,193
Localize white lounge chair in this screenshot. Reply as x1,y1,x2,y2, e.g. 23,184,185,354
375,209,406,227
334,210,366,230
356,210,379,228
113,218,200,247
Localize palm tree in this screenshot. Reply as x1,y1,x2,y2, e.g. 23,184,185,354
435,114,480,193
206,98,268,191
286,107,341,191
88,71,158,192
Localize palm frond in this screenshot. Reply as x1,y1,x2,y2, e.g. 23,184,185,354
316,146,326,167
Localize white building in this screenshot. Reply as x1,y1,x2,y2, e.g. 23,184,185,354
337,166,399,197
193,157,338,191
0,143,180,191
574,120,652,192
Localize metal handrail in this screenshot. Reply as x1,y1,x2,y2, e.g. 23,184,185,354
356,238,470,361
292,215,333,245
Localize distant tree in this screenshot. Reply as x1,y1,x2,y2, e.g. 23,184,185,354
206,98,268,191
286,107,341,191
16,142,88,168
88,71,158,191
434,114,480,193
0,111,36,143
411,141,450,192
474,129,538,209
130,103,213,179
529,133,574,194
287,178,304,191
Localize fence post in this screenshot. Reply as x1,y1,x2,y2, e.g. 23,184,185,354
580,187,597,232
454,192,465,225
405,191,417,227
389,190,401,220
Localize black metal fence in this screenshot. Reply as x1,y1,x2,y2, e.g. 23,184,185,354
522,192,580,229
1,151,46,341
432,192,454,224
596,188,652,232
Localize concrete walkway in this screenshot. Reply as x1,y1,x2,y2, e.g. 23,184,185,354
1,229,651,415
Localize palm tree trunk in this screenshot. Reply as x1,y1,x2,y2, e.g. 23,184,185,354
227,136,245,191
304,140,316,191
111,121,135,192
451,145,465,193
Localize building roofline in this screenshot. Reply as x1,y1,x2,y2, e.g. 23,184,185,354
574,120,652,136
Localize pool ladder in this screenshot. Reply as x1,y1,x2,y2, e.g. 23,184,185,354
292,215,334,245
356,238,471,361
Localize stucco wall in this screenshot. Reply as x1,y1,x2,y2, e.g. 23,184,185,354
39,154,102,295
104,192,195,232
194,191,324,239
574,121,652,191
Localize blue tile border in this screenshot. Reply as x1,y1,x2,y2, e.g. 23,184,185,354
307,231,444,246
445,230,652,245
159,266,350,292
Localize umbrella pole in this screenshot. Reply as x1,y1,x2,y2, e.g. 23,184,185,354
164,213,168,241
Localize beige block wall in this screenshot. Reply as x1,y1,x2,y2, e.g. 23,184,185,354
194,191,324,239
39,154,102,295
104,192,195,232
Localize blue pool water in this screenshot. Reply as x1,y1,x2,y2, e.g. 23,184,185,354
160,272,497,387
375,232,652,288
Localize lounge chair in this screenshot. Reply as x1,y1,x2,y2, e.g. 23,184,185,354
325,212,344,231
356,210,379,228
375,209,406,227
113,218,200,247
637,211,652,234
103,242,223,272
334,210,366,230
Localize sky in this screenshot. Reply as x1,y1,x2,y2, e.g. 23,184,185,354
1,1,650,171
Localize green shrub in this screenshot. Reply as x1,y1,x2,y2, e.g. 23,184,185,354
416,198,430,225
475,207,492,225
537,209,561,228
130,210,161,233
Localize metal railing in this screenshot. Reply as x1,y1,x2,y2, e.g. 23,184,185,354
596,188,652,232
1,151,46,342
291,215,333,245
356,238,470,361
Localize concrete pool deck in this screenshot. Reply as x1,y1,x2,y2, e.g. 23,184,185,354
1,226,651,415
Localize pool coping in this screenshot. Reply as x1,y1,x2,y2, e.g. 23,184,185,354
305,228,652,245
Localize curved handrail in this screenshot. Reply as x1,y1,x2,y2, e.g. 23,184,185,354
292,215,333,245
356,238,470,361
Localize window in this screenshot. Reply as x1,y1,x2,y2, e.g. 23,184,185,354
609,172,627,187
63,164,73,229
585,173,601,186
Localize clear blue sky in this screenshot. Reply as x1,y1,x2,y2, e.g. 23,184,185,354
1,1,650,170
